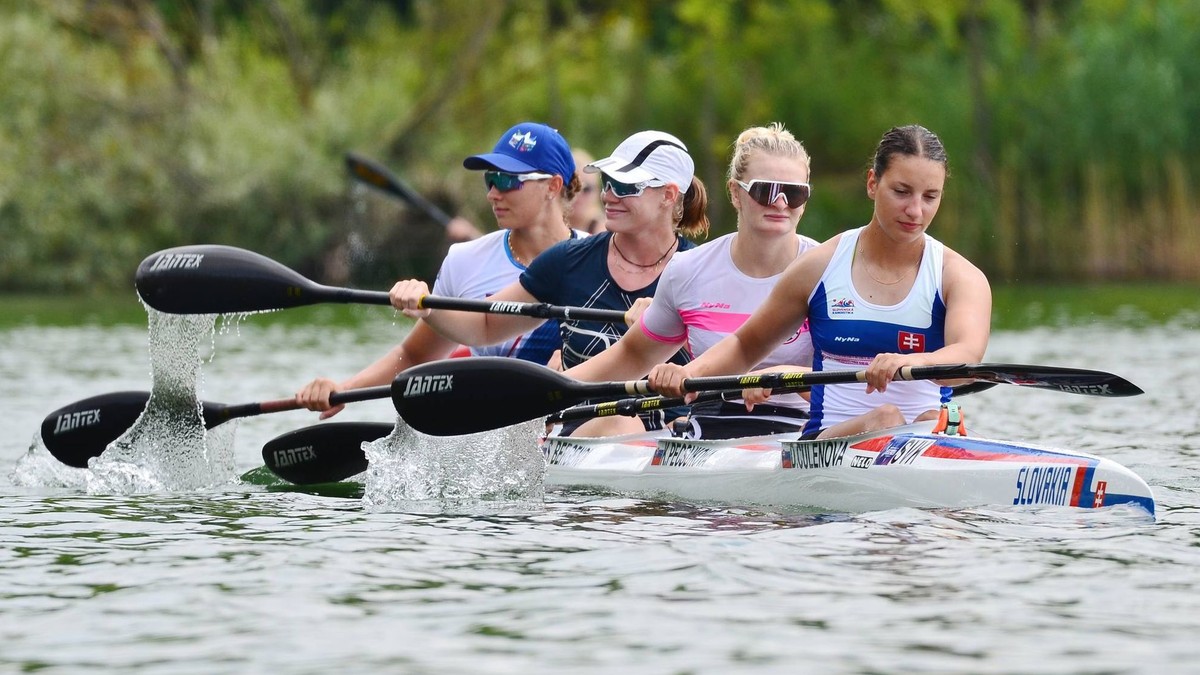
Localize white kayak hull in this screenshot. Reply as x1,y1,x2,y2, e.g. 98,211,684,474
541,421,1156,516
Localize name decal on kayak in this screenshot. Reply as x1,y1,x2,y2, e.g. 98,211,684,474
850,454,872,470
875,437,935,466
652,440,716,468
53,409,101,435
543,440,592,467
1013,465,1075,506
402,374,454,397
781,439,847,469
271,445,316,468
147,253,204,271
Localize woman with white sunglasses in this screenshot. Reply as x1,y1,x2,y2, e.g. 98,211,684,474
649,125,992,441
390,130,710,434
296,122,586,419
562,122,820,438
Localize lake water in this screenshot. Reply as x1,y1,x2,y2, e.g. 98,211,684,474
2,309,1199,673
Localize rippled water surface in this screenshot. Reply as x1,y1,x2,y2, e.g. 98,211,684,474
2,314,1199,673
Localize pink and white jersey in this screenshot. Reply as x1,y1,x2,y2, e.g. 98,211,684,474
639,232,819,410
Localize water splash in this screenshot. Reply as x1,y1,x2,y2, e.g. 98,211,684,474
85,311,239,492
10,434,89,489
362,417,546,514
15,309,246,493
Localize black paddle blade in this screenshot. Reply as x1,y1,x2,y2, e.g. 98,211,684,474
262,422,390,484
961,364,1144,397
40,391,152,468
40,392,235,468
136,244,322,314
391,357,613,436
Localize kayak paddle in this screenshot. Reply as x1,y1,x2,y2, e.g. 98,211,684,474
40,386,391,469
135,244,627,321
345,152,453,227
546,381,1000,424
391,357,1144,436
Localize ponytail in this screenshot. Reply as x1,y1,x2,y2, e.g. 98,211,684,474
675,177,709,240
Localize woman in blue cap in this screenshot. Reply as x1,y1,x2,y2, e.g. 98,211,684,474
296,122,585,419
391,130,710,434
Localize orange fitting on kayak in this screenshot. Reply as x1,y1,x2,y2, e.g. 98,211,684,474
932,402,967,436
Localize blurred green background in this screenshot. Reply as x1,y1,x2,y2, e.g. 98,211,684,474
1,0,1197,293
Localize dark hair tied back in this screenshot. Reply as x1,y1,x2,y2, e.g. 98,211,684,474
871,125,948,178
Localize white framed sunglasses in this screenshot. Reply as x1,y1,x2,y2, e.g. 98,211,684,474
601,172,665,199
736,179,812,208
484,171,554,192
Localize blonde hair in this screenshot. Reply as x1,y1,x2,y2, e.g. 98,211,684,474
727,122,811,184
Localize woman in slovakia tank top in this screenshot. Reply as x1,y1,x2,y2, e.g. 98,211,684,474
648,124,992,440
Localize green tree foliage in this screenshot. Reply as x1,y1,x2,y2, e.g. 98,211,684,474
1,0,1197,291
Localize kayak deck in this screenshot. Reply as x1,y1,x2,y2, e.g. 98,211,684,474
541,421,1156,516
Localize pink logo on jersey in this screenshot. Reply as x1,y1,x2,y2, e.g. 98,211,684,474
830,298,855,315
898,331,925,352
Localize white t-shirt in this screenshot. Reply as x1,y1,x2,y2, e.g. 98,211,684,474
639,232,819,410
433,228,585,362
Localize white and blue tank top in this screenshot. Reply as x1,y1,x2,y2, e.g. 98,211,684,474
805,226,951,433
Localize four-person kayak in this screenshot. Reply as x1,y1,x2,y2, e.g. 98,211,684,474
541,420,1155,515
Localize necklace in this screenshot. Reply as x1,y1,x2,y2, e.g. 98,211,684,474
509,228,569,267
858,247,920,285
612,233,677,271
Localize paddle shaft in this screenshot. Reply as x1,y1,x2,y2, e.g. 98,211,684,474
679,363,1142,397
548,381,998,424
420,295,626,322
212,386,393,423
238,289,630,322
549,389,772,424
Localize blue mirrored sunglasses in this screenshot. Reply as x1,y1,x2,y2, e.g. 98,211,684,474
601,172,664,199
484,170,554,193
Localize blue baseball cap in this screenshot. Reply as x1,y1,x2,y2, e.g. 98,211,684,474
463,122,575,179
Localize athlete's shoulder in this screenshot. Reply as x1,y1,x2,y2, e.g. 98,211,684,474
796,232,821,253
798,231,843,265
939,241,990,289
554,229,608,255
445,229,506,261
673,231,734,262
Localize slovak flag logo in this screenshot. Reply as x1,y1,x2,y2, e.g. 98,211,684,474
897,331,925,352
